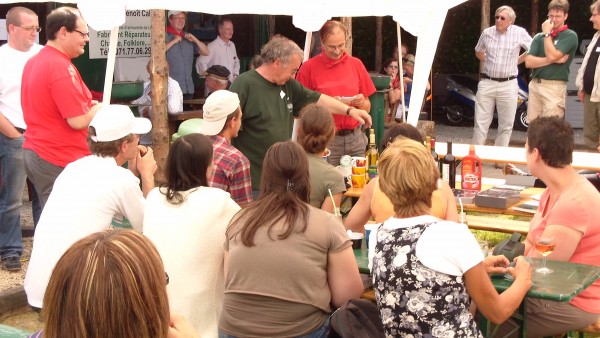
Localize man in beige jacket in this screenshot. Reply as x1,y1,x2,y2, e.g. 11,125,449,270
576,1,600,150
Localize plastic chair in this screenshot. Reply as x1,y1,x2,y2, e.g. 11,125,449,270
171,118,204,142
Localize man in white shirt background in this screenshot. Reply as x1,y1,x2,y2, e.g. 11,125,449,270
196,18,240,83
0,6,43,271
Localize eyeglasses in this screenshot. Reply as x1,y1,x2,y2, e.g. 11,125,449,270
495,15,507,21
72,29,90,38
387,65,399,69
324,43,345,51
165,272,170,285
17,25,42,32
547,14,564,20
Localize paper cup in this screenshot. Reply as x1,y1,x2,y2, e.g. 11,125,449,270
351,174,366,189
364,223,379,249
351,156,367,168
348,232,364,249
352,166,366,175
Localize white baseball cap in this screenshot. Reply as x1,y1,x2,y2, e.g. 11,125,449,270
90,105,152,142
199,90,240,136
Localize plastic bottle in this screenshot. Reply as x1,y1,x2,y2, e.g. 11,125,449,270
461,144,482,191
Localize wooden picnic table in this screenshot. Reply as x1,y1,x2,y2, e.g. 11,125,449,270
434,142,600,171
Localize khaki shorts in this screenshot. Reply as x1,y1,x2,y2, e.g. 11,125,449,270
527,79,567,123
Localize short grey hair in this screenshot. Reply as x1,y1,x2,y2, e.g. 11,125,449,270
260,34,304,65
496,6,516,23
591,1,600,14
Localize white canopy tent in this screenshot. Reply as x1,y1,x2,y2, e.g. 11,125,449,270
2,0,469,125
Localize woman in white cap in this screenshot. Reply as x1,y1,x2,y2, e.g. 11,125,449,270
143,133,240,337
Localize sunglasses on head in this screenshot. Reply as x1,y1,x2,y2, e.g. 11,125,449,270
495,15,507,21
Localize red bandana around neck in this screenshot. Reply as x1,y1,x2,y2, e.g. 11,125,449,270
167,25,185,38
550,25,568,38
320,50,349,69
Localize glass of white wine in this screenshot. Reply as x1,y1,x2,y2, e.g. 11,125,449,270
535,235,556,274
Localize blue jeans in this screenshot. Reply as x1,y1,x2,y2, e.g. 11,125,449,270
0,134,26,259
218,317,330,338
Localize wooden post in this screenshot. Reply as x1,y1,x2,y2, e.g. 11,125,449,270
480,0,490,74
531,0,539,36
150,9,169,184
341,17,352,56
375,17,383,72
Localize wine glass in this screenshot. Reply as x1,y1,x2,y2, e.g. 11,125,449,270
534,235,556,274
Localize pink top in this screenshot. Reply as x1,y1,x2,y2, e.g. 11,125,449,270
527,177,600,313
296,51,375,130
22,45,92,167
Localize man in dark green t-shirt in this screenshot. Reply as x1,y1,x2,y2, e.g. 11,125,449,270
230,35,371,194
525,0,578,122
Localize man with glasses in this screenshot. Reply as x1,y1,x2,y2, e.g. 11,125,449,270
0,6,43,271
166,10,209,101
472,5,532,150
525,0,578,122
296,20,375,166
230,35,372,197
21,7,102,210
576,1,600,151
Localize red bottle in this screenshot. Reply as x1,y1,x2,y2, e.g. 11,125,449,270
461,145,482,191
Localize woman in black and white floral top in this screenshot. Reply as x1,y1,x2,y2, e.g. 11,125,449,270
369,138,532,337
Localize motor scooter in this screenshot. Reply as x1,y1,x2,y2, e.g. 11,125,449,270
442,74,529,130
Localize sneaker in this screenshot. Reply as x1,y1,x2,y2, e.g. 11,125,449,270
2,256,22,271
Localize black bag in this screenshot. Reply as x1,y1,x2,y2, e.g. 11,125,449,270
330,299,385,338
492,232,524,261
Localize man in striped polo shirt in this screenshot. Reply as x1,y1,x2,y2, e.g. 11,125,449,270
472,5,532,148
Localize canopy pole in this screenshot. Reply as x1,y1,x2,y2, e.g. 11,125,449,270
397,23,406,123
303,31,312,62
101,26,119,104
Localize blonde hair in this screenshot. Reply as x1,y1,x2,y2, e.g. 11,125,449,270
42,229,170,338
378,138,439,217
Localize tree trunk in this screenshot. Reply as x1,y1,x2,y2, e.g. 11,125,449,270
375,17,383,72
341,17,352,56
150,9,169,184
480,0,490,74
531,0,539,36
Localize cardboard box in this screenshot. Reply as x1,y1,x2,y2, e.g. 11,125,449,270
474,188,522,209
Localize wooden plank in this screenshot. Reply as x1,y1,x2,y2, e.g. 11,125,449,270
466,215,530,235
435,142,600,171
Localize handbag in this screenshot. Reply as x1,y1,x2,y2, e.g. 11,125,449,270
330,299,385,338
492,232,525,262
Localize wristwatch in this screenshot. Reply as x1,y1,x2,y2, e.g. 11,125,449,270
543,33,551,38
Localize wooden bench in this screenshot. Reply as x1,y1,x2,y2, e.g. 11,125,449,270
168,110,203,137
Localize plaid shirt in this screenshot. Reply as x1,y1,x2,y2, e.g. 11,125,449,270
209,135,253,206
475,24,532,78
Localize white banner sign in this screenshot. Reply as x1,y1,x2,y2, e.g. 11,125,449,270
88,10,151,59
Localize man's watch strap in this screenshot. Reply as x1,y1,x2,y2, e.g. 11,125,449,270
543,33,551,38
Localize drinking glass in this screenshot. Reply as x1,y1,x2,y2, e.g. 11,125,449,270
534,235,556,274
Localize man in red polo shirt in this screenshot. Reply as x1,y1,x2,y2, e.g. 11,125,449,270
21,7,102,209
297,20,376,166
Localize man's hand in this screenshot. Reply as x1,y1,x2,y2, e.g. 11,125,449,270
578,90,585,103
350,94,365,108
136,146,157,177
541,19,552,34
555,54,569,64
349,108,372,127
172,35,182,44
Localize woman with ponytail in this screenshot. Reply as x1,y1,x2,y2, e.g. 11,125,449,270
297,103,346,213
219,141,363,338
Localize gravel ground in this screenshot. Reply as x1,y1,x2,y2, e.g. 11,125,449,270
0,193,34,293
